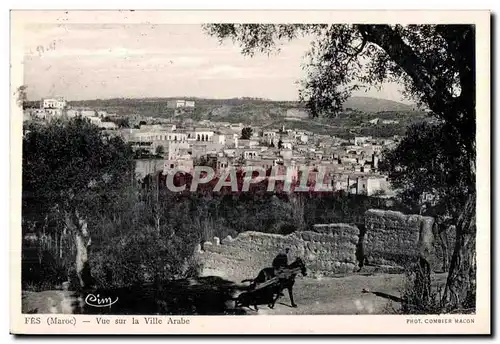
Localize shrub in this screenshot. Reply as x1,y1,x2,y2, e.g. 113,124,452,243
22,245,67,291
90,225,201,288
398,264,444,314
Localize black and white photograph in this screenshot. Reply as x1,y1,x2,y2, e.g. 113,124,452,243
10,9,490,335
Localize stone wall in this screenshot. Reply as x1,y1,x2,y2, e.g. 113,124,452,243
364,209,439,270
197,209,455,280
197,224,359,282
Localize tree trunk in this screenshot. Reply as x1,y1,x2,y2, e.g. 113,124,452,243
414,257,431,309
438,225,450,273
432,221,452,273
442,193,476,311
59,231,64,259
64,210,94,289
414,218,435,308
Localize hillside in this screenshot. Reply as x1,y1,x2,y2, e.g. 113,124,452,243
26,96,428,136
343,96,416,113
31,96,416,119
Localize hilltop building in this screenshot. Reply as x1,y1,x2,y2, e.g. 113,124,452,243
40,97,67,117
167,99,196,109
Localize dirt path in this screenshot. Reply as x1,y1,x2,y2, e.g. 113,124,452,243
244,273,448,315
22,273,448,315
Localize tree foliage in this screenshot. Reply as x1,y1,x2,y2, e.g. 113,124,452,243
16,85,28,109
240,126,253,139
155,145,165,156
102,116,130,128
380,121,472,218
22,117,135,223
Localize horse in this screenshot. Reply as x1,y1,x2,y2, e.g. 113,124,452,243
241,257,307,309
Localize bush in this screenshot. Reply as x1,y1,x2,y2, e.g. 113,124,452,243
22,245,67,291
85,187,204,289
394,262,473,315
90,226,201,288
398,264,444,314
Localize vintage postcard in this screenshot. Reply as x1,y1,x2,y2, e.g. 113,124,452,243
10,10,491,335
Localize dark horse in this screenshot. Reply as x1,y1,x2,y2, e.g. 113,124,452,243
240,257,307,310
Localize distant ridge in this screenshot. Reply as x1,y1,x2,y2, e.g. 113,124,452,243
343,96,416,113
35,95,416,113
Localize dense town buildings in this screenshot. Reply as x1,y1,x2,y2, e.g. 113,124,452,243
24,97,397,197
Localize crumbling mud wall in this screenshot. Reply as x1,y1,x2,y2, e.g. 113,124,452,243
197,224,359,282
363,209,445,271
198,209,454,281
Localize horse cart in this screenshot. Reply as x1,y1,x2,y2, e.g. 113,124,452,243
233,266,304,311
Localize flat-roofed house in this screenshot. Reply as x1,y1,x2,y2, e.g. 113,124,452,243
98,121,118,130
88,116,102,125
80,110,97,118
167,99,196,109
193,128,214,142
355,175,389,196
212,134,226,145
40,97,66,117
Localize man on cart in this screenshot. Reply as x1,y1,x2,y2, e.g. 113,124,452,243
271,248,290,296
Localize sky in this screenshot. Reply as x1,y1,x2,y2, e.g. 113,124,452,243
23,24,408,102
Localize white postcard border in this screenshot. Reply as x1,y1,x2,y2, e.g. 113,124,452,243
9,9,491,335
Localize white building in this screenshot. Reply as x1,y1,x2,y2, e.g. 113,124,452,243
40,97,66,117
41,97,66,110
281,139,293,150
133,131,188,142
296,134,309,144
354,136,372,146
167,142,191,160
139,124,162,131
280,150,293,160
355,176,389,196
168,99,196,109
98,122,118,130
382,119,399,125
32,109,49,119
88,116,102,125
212,134,226,145
194,128,214,142
237,139,259,149
243,150,259,160
230,123,243,131
80,110,97,118
262,130,277,138
66,109,79,118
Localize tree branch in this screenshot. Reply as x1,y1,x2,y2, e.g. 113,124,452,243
356,24,475,155
345,36,367,65
436,25,476,133
356,25,459,117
